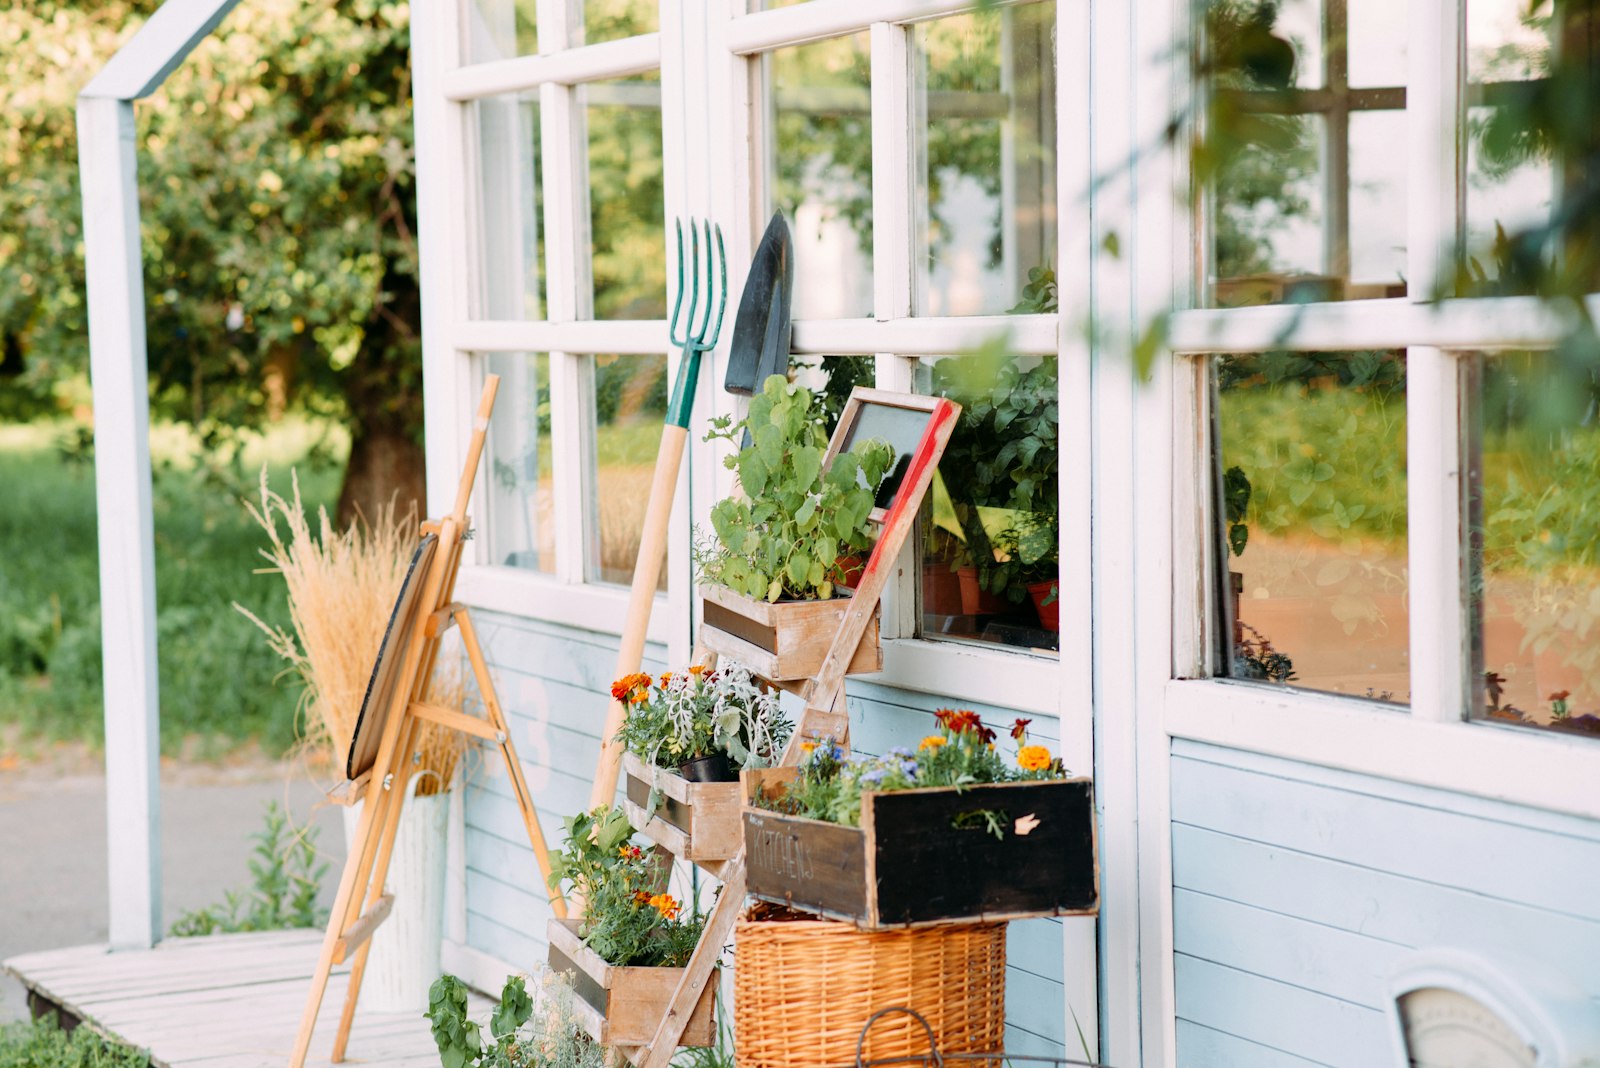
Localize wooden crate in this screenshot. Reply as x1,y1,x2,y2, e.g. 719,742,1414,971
620,751,743,862
699,583,881,682
545,919,717,1047
742,768,1098,929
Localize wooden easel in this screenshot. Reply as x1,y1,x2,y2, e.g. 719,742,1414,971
616,390,961,1068
289,376,566,1068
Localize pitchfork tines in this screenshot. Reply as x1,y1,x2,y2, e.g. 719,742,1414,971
670,218,727,358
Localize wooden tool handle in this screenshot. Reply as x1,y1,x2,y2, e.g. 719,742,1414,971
450,375,501,525
588,423,687,816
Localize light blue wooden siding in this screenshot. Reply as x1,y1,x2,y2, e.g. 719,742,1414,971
463,612,1066,1056
1170,739,1600,1068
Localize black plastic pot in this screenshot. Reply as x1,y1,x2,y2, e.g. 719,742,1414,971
678,753,738,783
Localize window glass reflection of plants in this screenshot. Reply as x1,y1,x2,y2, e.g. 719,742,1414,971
1476,351,1600,736
1217,351,1408,683
931,339,1059,612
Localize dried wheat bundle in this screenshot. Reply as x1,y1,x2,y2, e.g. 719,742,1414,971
238,468,465,795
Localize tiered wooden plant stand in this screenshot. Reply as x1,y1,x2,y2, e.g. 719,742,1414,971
607,390,962,1068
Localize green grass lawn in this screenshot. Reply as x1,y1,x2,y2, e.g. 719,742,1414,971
0,420,344,758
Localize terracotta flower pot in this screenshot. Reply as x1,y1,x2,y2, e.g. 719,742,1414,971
1028,580,1059,632
955,566,1009,616
923,565,964,616
831,554,865,590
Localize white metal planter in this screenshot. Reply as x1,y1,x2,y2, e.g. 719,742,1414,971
341,786,449,1012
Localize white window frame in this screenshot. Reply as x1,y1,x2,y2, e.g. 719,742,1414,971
1109,0,1600,1063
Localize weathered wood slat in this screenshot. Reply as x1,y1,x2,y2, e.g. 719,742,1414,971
3,933,476,1068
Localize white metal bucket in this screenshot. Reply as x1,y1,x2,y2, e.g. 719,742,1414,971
341,782,449,1013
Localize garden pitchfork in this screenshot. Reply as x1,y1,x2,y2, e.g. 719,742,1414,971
588,218,726,818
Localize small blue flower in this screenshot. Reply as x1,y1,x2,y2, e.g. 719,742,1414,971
860,767,888,787
887,746,914,760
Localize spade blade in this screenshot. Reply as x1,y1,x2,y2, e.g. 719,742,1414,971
725,211,794,397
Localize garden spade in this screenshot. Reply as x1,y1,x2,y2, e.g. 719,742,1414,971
724,211,794,398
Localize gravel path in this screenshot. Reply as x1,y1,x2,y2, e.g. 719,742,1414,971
0,755,345,1024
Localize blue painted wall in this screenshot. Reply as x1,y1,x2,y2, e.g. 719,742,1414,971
1170,738,1600,1067
462,609,1067,1058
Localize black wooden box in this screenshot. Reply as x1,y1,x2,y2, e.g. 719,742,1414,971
741,767,1098,928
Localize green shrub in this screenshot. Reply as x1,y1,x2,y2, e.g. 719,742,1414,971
0,1013,148,1068
168,801,327,937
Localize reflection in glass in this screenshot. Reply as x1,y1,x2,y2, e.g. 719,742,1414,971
486,353,554,573
920,351,1060,654
912,6,1057,316
767,34,874,319
1203,0,1407,306
1472,352,1600,738
473,95,543,321
583,0,657,44
588,354,669,589
584,74,666,319
465,0,536,63
1214,351,1409,701
1464,0,1555,292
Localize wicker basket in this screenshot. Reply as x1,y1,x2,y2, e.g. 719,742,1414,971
734,904,1007,1068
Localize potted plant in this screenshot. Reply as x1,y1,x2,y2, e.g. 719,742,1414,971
611,662,791,861
426,970,606,1068
922,526,967,617
544,807,716,1047
695,374,894,680
742,712,1096,928
930,344,1059,629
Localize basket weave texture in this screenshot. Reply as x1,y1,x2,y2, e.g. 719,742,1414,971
734,907,1007,1068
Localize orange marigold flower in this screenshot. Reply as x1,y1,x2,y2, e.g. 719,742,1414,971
1017,745,1052,772
800,740,817,753
611,672,653,701
648,893,681,920
1551,690,1572,701
633,889,651,906
919,735,946,751
688,664,707,676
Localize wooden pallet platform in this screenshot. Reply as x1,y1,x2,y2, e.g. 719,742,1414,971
3,929,479,1067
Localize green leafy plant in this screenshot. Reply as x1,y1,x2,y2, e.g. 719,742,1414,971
931,342,1060,604
545,807,704,968
0,1012,148,1068
426,972,604,1068
610,662,790,772
696,375,893,603
168,801,326,936
758,711,1066,838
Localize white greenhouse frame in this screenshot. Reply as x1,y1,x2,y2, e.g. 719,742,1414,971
75,0,1600,1061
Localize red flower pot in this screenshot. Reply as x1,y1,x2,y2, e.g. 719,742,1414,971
1028,580,1059,632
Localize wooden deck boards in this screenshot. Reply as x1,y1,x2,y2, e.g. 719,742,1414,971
3,929,478,1068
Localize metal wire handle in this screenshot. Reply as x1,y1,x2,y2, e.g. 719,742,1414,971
855,1007,944,1068
850,1006,1115,1068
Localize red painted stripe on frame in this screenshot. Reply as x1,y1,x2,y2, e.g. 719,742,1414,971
859,399,959,580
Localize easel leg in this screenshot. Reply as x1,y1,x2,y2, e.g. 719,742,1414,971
288,766,401,1068
457,610,568,919
331,715,424,1062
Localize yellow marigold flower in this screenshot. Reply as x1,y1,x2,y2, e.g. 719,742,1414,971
800,740,817,753
688,664,707,676
1017,745,1052,772
919,735,946,751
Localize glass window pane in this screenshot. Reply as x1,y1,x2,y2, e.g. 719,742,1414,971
473,94,544,321
1464,0,1556,293
1346,0,1407,89
584,74,666,319
767,33,874,319
485,353,555,573
1471,352,1600,738
583,0,657,44
920,352,1060,655
1214,351,1409,701
1202,0,1408,306
588,354,668,588
465,0,536,63
912,6,1057,317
